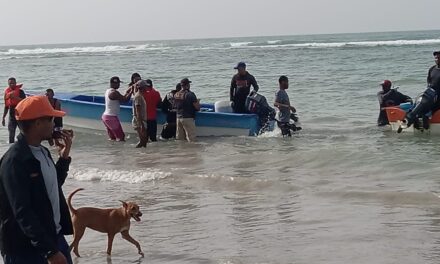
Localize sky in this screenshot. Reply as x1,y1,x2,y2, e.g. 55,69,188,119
0,0,439,46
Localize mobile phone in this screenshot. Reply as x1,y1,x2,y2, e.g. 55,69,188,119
52,127,63,139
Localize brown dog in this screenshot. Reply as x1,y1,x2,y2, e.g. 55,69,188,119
67,188,144,257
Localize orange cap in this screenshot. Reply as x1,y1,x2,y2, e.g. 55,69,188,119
15,95,65,121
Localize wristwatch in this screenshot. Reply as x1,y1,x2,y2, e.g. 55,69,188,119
45,250,58,259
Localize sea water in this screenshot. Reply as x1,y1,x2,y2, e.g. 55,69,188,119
1,30,440,263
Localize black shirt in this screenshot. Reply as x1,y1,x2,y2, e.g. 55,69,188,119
428,65,440,92
230,72,259,113
377,89,411,126
174,90,198,119
162,91,177,123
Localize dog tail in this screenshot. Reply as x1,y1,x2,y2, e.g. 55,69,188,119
67,188,84,215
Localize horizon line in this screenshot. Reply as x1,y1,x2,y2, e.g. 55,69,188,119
1,28,439,48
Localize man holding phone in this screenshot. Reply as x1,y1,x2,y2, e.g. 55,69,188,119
0,96,74,264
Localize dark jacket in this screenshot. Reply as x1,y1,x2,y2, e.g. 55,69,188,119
162,90,177,124
0,134,73,257
230,72,259,113
377,89,412,126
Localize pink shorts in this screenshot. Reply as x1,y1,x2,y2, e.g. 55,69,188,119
102,114,125,141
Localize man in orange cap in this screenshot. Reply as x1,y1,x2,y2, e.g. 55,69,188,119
0,96,74,264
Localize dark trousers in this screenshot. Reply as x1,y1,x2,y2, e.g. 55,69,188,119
8,108,17,144
3,234,73,264
146,120,157,142
232,99,246,113
161,123,177,139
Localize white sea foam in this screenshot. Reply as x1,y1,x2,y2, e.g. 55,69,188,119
267,40,281,44
229,41,253,47
270,38,440,48
70,167,171,183
1,38,439,57
0,44,170,55
228,38,440,49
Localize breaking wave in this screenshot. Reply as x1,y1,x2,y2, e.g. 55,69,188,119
229,41,253,47
0,44,170,56
70,167,172,184
230,38,440,49
1,37,440,58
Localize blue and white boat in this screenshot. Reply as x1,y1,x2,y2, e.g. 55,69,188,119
53,93,260,137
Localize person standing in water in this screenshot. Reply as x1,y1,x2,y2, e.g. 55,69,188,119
161,83,182,139
174,78,200,142
2,77,26,143
45,89,62,126
377,80,411,126
142,79,162,142
128,73,141,87
274,75,297,137
132,80,148,148
403,51,440,129
46,89,64,146
230,62,259,113
102,76,133,141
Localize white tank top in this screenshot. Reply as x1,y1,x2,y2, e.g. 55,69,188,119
103,88,120,116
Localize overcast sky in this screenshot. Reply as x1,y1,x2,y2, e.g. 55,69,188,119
0,0,439,46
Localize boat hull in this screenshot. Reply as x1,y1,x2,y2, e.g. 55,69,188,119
56,93,260,137
385,106,440,134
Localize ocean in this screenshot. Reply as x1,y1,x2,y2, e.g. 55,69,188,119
1,30,440,264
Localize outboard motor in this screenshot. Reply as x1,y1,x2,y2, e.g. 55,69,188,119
245,92,276,134
405,87,436,129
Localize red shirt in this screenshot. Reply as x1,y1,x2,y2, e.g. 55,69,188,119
142,88,161,120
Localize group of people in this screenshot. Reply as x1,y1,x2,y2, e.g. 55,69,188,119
377,51,440,129
101,73,200,146
2,62,300,147
2,78,63,144
101,62,300,146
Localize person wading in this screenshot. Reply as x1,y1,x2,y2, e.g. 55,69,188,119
174,78,200,142
2,77,26,143
101,76,133,141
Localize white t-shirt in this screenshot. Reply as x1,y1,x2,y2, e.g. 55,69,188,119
103,88,120,116
29,145,62,233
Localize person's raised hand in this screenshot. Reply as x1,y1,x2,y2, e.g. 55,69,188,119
47,252,67,264
55,129,74,159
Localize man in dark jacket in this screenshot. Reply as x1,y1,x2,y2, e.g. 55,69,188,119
0,96,74,264
230,62,259,113
377,80,412,126
174,78,200,142
404,51,440,128
161,83,182,139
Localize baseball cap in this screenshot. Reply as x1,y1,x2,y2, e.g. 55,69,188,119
145,79,153,87
234,62,246,69
138,80,148,88
380,80,392,88
110,76,123,84
15,96,66,121
180,78,192,85
433,51,440,56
